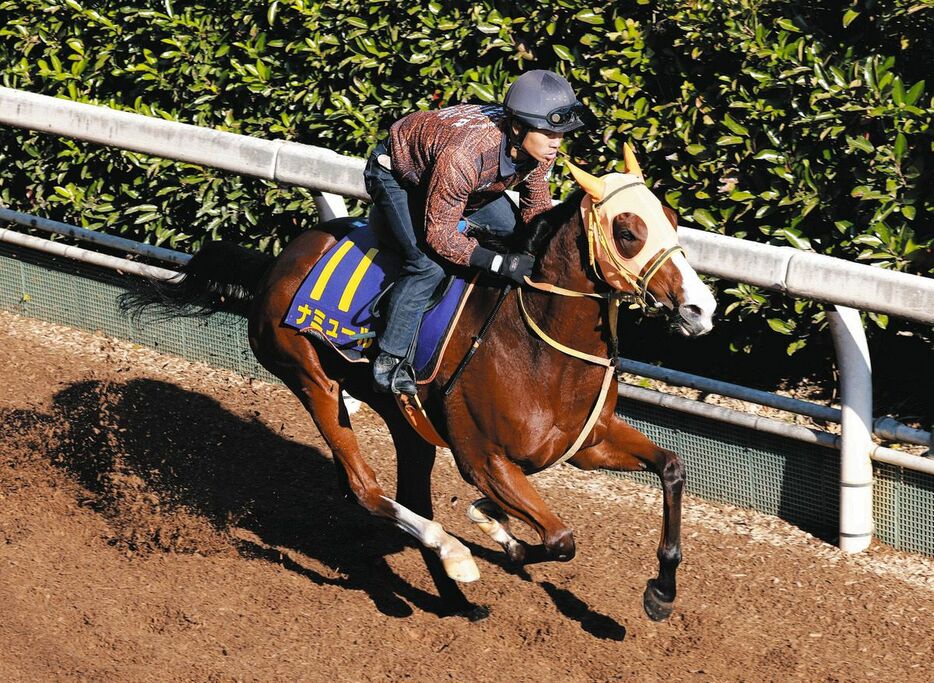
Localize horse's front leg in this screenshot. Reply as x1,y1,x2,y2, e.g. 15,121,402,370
571,415,684,621
462,452,576,564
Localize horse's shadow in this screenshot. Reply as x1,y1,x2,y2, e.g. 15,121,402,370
12,377,625,635
461,542,626,640
21,377,453,618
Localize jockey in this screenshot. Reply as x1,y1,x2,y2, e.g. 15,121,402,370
363,70,590,395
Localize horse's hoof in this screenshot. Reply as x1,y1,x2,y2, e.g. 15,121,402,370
642,580,674,622
442,554,480,583
505,541,527,564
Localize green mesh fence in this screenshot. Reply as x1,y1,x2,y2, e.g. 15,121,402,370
873,463,934,555
614,399,841,539
1,243,932,556
0,242,277,383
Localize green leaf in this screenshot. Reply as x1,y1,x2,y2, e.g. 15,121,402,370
842,10,860,28
553,45,573,61
786,339,807,355
574,10,604,25
894,133,907,160
905,80,925,106
767,318,795,335
892,77,905,105
686,144,705,156
780,229,812,250
846,136,874,153
722,113,748,136
868,312,889,329
466,82,496,102
691,209,718,230
753,149,784,163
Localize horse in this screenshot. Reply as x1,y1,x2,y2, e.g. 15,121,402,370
123,146,717,622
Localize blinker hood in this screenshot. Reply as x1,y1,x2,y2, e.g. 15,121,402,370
564,145,682,298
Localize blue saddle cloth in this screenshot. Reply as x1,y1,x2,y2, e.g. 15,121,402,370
283,220,470,377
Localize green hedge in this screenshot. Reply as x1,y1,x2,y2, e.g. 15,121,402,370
0,0,930,352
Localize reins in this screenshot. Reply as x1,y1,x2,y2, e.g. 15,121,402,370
438,193,681,471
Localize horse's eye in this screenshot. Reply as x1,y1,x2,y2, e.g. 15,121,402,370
617,229,635,241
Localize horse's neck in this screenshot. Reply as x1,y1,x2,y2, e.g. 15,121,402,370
526,207,609,356
537,209,598,295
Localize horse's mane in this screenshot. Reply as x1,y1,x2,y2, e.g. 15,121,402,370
466,189,584,257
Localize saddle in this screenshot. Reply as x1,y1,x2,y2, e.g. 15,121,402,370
282,219,475,385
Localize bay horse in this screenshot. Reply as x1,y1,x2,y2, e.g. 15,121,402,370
124,147,716,622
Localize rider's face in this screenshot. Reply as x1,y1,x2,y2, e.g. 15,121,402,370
519,128,564,164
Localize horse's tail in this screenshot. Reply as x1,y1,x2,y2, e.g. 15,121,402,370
119,241,274,320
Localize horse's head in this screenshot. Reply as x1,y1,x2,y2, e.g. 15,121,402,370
566,145,715,337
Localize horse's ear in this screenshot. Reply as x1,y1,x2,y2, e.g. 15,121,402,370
565,159,605,201
623,142,644,180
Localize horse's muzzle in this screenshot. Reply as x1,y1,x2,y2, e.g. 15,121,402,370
677,303,713,337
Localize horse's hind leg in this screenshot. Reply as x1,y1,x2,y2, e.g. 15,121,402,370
466,498,524,561
571,415,684,621
384,413,487,619
278,357,478,583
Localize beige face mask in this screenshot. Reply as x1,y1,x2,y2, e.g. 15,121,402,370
566,145,683,305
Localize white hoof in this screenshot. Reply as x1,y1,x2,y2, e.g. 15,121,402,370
442,553,480,583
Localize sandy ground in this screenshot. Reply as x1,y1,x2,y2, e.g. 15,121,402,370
0,309,932,682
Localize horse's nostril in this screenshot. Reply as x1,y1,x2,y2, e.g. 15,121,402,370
679,304,703,320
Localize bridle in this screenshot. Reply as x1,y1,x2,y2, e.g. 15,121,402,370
583,175,684,316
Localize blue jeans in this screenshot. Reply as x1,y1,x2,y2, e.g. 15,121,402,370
465,192,520,237
363,143,518,358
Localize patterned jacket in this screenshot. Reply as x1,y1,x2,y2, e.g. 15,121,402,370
388,104,554,266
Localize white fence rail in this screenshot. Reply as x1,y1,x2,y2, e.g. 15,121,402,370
2,87,932,554
3,87,931,324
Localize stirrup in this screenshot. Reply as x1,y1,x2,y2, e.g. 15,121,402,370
373,354,416,396
389,360,417,396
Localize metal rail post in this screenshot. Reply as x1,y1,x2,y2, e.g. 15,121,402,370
829,306,873,553
313,192,349,222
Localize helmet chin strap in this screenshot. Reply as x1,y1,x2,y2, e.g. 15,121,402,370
507,119,528,155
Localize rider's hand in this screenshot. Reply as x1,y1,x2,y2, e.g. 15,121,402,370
470,247,534,285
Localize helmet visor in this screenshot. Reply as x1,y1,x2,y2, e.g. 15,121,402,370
509,102,593,132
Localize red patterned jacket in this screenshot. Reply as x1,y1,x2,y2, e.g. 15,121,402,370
388,104,554,266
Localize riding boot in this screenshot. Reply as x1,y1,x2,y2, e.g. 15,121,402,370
372,351,417,396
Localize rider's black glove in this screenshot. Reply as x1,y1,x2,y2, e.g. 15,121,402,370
470,246,534,286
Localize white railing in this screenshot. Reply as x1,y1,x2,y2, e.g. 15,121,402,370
2,87,932,553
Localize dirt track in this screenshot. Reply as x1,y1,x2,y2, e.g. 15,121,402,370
1,310,932,682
